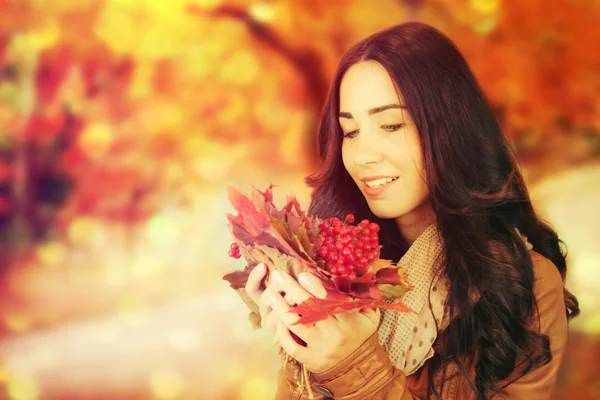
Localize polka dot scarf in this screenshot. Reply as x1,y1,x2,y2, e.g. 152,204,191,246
378,223,448,375
378,224,534,376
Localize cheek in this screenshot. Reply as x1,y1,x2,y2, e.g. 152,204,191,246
395,142,428,200
399,172,429,214
341,145,355,177
415,155,427,185
402,131,427,183
416,178,430,200
409,157,428,195
413,161,430,204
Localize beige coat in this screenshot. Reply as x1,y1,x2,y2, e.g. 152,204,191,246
275,250,568,399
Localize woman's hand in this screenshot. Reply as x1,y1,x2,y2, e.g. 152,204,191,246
244,263,297,334
268,269,381,373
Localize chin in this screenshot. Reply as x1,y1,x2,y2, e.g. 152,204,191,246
369,206,406,220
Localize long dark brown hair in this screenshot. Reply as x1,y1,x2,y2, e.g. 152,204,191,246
304,22,579,399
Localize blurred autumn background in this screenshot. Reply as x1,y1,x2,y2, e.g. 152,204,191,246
0,0,598,399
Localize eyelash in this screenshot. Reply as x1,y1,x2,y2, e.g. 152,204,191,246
343,124,405,139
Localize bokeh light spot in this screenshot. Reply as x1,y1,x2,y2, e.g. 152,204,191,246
94,3,138,56
5,313,31,333
130,254,163,279
224,361,245,384
222,51,261,85
36,241,67,267
586,313,600,335
189,0,225,10
473,15,498,35
470,0,500,14
240,375,272,400
250,3,275,22
79,123,114,158
68,217,102,246
145,214,180,248
218,94,247,123
25,21,60,50
149,367,186,400
7,373,40,400
129,62,154,100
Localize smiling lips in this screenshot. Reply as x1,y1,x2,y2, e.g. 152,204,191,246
362,176,399,196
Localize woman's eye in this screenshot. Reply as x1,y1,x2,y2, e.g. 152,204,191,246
343,124,403,139
381,123,404,132
343,130,358,139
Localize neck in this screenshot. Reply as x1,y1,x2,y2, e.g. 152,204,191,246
395,201,436,246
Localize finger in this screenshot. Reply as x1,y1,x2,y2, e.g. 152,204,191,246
283,293,296,306
245,263,267,304
357,307,380,324
258,284,280,324
335,306,370,324
279,308,302,327
272,270,314,304
356,306,373,314
259,303,271,327
298,272,327,299
294,272,340,324
373,308,382,324
278,304,315,344
268,289,291,315
264,308,280,334
295,272,339,324
269,290,314,339
339,307,381,328
277,321,308,362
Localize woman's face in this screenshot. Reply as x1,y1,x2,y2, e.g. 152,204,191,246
339,61,431,227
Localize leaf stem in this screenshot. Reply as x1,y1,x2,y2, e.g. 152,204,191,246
282,352,316,399
302,364,315,399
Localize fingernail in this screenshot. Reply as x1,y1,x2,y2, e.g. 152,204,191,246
256,263,265,273
269,291,278,305
300,273,326,297
298,272,311,286
272,270,283,283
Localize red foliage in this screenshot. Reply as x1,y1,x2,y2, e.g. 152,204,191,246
223,186,415,326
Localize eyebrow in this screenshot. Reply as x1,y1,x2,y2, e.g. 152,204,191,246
338,104,407,119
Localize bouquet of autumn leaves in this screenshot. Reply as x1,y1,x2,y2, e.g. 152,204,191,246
222,185,414,397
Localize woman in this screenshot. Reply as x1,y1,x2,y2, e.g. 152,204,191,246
245,22,579,399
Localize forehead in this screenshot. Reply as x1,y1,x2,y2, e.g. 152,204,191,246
339,61,403,111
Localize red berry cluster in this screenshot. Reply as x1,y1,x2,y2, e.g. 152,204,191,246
316,214,380,279
228,242,241,259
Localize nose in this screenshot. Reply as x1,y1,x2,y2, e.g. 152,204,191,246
353,132,383,166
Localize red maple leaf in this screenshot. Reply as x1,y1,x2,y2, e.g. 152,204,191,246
222,186,415,330
290,294,415,325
